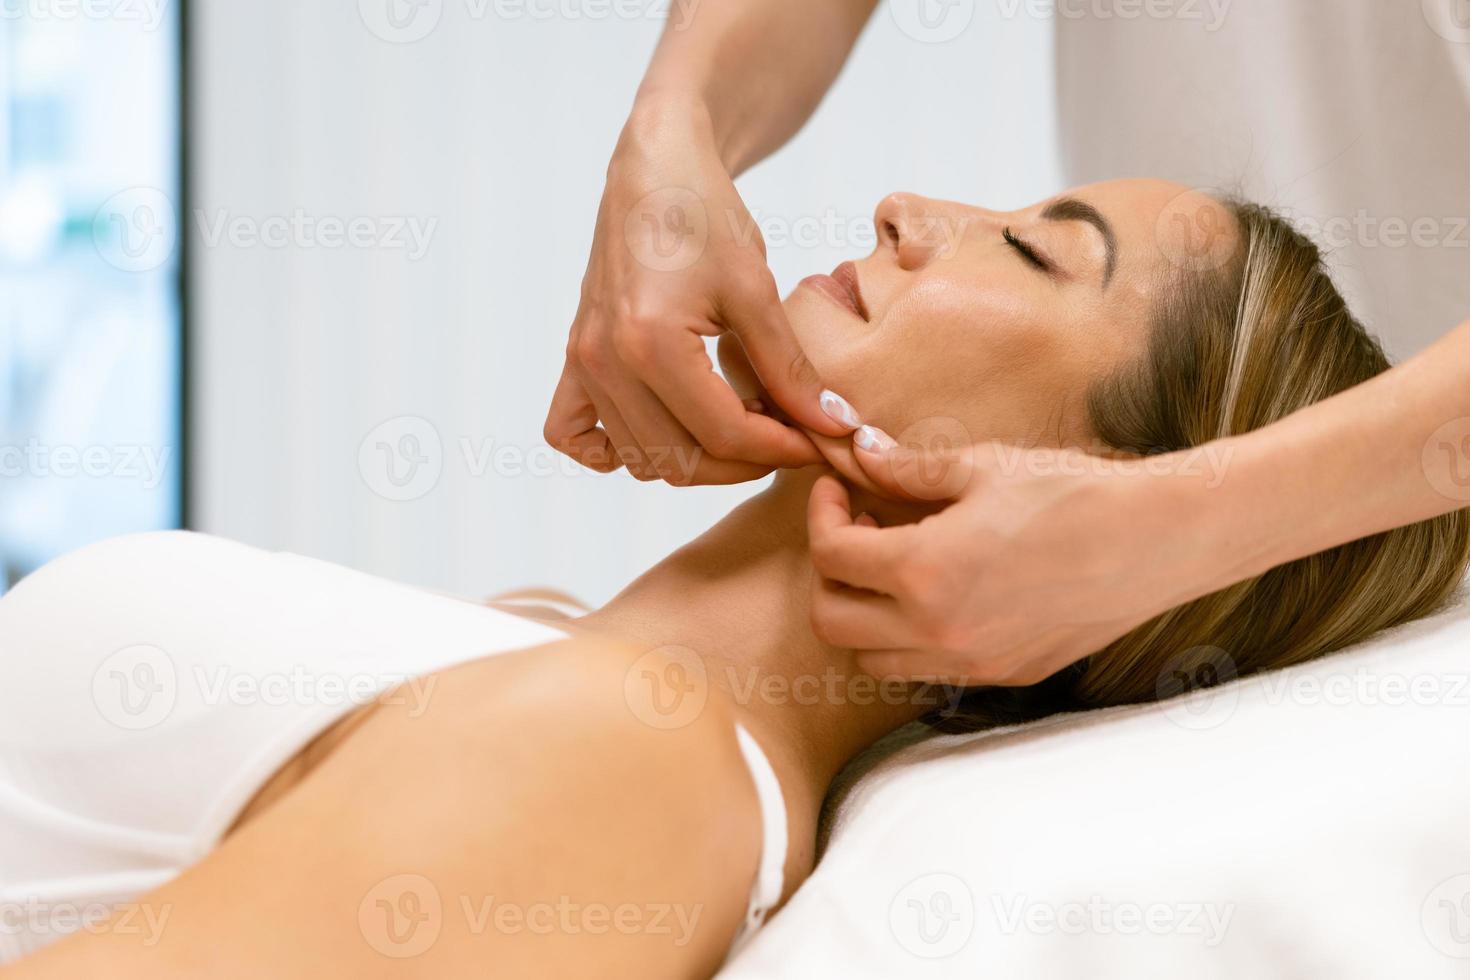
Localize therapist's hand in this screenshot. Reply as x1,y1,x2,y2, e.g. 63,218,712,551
807,439,1243,685
545,99,850,486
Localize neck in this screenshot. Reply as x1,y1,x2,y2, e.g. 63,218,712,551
576,469,951,809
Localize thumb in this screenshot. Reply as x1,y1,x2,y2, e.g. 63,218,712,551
852,426,979,503
719,269,850,439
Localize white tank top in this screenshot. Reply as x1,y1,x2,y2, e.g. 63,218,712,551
1054,0,1470,360
0,532,787,965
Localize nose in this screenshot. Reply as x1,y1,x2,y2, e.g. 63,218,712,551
874,193,940,271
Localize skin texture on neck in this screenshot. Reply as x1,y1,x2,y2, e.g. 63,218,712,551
575,469,950,816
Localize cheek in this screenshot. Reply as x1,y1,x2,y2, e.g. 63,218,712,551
762,278,1108,447
856,280,1064,433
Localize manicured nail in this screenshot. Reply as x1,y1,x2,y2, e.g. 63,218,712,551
819,389,862,430
853,425,897,453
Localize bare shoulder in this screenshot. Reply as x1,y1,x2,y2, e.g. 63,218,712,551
312,635,767,973
391,634,750,775
337,636,764,855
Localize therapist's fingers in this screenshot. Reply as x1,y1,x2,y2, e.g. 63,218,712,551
718,272,852,439
637,322,823,470
809,576,922,651
581,378,657,479
544,364,620,473
852,427,978,503
595,371,777,486
807,475,917,595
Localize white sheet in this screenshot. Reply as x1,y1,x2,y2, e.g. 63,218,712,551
719,588,1470,979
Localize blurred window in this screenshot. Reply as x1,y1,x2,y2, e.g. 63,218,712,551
0,4,182,594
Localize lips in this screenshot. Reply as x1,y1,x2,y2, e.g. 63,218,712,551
799,261,869,321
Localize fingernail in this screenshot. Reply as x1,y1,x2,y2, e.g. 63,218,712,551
855,512,880,528
819,389,862,430
743,398,768,415
853,424,896,453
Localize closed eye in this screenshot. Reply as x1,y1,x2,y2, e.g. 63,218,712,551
1003,227,1051,273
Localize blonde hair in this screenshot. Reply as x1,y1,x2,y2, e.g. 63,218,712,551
934,201,1470,730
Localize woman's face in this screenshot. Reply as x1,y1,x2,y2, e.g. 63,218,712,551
721,179,1233,481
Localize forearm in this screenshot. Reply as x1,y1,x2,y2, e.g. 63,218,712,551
636,0,878,174
1213,318,1470,584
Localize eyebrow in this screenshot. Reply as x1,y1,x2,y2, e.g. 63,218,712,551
1040,197,1118,287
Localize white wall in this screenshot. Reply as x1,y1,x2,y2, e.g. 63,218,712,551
192,1,1060,605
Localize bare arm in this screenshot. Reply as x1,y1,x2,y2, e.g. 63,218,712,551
543,0,878,486
1221,317,1470,581
641,0,880,177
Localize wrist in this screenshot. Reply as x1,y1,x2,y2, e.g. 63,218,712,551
1137,436,1281,602
1186,431,1299,591
622,88,742,174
